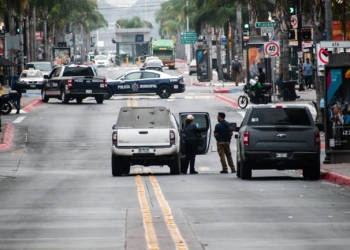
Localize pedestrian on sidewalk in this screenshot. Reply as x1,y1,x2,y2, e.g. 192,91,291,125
181,114,206,174
303,58,313,90
214,112,236,173
11,74,21,114
231,55,242,86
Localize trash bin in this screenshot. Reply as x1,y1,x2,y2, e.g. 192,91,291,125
281,80,297,101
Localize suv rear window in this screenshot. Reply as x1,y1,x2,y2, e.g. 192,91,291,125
25,63,52,71
62,67,94,76
248,108,311,126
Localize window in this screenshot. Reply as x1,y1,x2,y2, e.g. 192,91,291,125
142,72,160,79
248,108,311,126
125,72,142,80
62,67,94,77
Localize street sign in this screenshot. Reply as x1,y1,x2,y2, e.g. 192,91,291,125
261,27,274,40
264,41,280,57
320,41,350,48
291,15,298,28
180,31,197,44
221,37,227,45
255,22,276,28
318,47,329,64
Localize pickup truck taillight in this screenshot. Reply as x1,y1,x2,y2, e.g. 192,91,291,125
103,79,107,88
112,131,118,145
68,78,73,87
314,132,320,146
243,132,249,146
170,130,175,145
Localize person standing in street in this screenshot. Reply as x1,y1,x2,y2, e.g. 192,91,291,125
303,58,313,90
214,112,236,173
11,74,21,114
92,60,98,76
182,114,205,174
231,55,242,86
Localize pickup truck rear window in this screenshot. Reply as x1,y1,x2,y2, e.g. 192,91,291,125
248,108,311,126
62,67,94,77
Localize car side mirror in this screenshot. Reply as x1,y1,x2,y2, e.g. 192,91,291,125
229,123,237,131
120,77,125,81
112,124,116,130
43,75,49,79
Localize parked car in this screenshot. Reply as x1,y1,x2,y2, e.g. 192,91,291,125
189,59,197,75
142,59,163,72
111,106,212,176
105,70,185,99
94,55,109,67
142,56,163,67
234,104,321,180
19,70,44,89
25,62,52,76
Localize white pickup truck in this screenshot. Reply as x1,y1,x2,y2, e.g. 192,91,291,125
111,106,212,176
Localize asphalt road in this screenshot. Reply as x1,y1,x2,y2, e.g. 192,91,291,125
0,65,349,249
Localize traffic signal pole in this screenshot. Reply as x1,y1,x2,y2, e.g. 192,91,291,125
297,0,302,89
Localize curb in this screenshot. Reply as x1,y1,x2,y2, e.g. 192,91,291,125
0,123,14,150
22,99,44,113
193,82,207,87
213,89,231,93
320,170,350,187
215,94,238,108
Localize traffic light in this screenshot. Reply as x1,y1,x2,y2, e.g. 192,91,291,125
243,23,250,30
15,18,20,34
289,0,296,15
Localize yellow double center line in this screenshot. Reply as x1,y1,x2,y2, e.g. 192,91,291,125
127,98,138,107
136,175,188,250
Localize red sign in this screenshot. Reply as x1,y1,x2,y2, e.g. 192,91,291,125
35,31,43,41
318,48,329,64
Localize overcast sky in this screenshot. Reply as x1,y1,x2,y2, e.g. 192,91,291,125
104,0,137,7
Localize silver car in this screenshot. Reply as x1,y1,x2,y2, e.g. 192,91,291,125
189,59,197,75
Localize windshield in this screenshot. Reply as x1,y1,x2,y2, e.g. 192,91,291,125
95,55,107,60
25,64,52,71
21,71,43,78
62,67,94,77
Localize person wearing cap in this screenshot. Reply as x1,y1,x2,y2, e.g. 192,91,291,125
214,112,236,173
181,114,205,174
231,55,242,86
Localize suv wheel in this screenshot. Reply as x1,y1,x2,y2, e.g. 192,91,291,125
95,95,104,104
236,155,241,178
61,90,69,104
241,160,252,179
111,155,123,176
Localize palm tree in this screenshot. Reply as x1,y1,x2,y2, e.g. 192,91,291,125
116,16,153,29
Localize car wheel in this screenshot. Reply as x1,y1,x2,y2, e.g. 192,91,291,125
1,101,12,115
41,90,49,102
61,90,69,104
241,160,252,179
303,162,320,180
169,154,181,175
111,154,123,176
158,85,172,99
236,155,241,178
104,86,113,100
95,95,104,104
122,158,130,174
76,97,83,104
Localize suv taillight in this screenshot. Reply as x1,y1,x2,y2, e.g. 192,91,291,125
170,130,175,145
68,78,73,87
112,131,118,145
314,132,320,146
103,78,107,88
243,132,249,146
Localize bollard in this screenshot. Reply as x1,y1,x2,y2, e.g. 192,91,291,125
126,56,129,66
138,57,141,66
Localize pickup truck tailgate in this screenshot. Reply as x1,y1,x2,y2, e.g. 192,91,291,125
247,126,316,151
118,129,170,147
73,77,105,90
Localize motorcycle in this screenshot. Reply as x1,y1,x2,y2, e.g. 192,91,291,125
244,79,271,105
1,90,19,115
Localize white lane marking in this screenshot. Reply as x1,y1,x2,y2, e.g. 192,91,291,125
13,116,26,123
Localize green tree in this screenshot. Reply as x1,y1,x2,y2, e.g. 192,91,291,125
116,16,153,29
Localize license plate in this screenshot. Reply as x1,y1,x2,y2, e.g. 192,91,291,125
276,153,287,158
138,147,150,153
30,84,35,88
86,90,92,93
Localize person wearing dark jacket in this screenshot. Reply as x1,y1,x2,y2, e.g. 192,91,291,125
11,74,21,114
182,114,205,174
214,112,236,173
